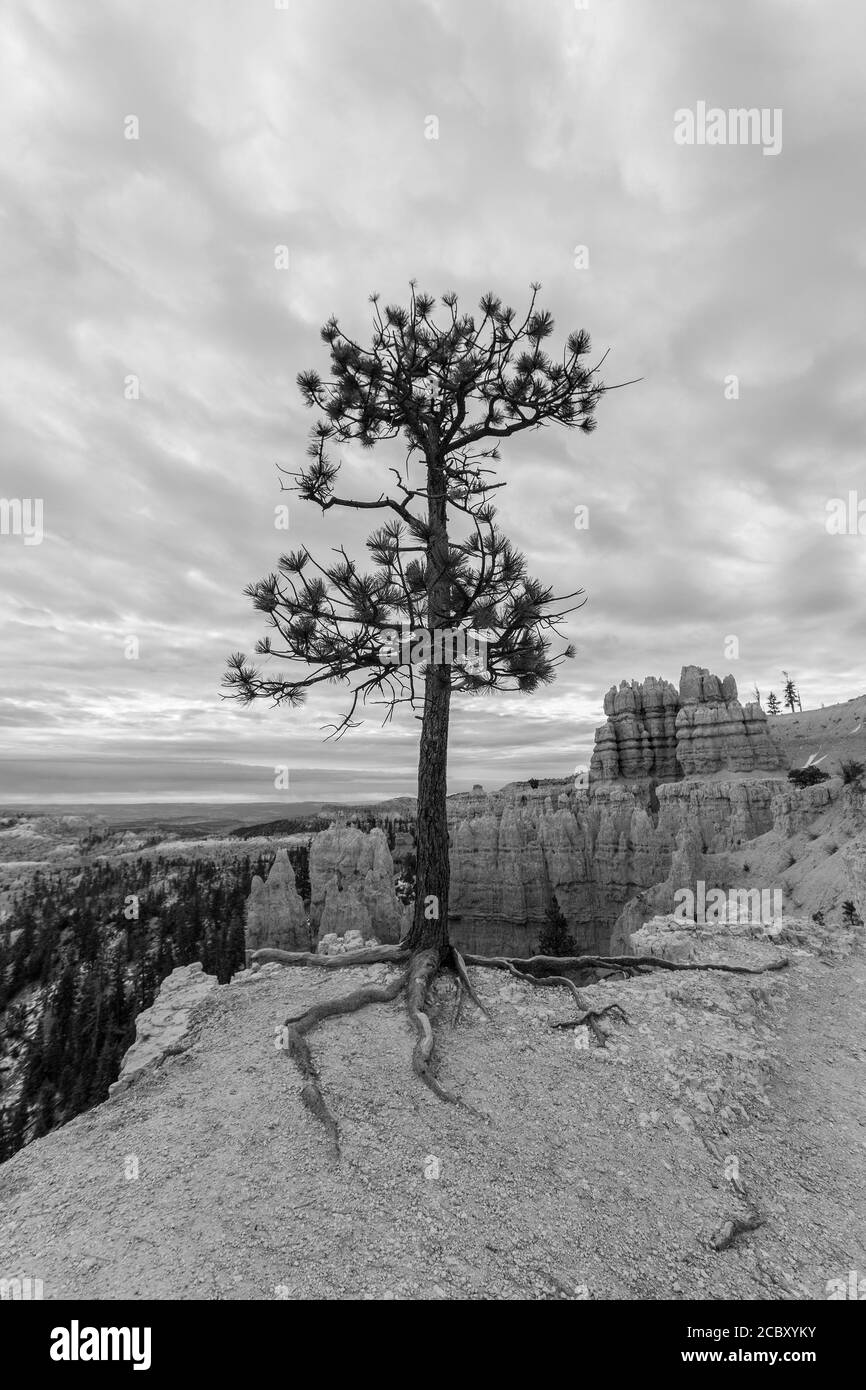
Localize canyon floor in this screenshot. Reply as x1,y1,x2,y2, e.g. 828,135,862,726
1,915,863,1301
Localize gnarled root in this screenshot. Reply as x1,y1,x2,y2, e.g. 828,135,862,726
405,949,483,1116
253,944,408,970
281,967,409,1161
449,946,491,1019
264,942,787,1154
270,945,485,1156
553,1002,629,1044
462,949,788,1045
463,951,789,977
486,956,627,1045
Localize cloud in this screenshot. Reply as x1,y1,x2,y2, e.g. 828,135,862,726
0,0,863,803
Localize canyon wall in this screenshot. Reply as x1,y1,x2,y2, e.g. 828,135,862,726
247,669,854,960
447,782,715,956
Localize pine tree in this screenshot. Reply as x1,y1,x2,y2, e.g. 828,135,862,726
767,691,781,715
216,285,678,1150
225,286,612,962
782,671,799,713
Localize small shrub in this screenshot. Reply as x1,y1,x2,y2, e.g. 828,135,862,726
841,759,864,787
812,910,825,926
842,900,864,927
787,766,830,789
528,778,539,789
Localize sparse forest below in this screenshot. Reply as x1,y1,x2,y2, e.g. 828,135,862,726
0,846,309,1162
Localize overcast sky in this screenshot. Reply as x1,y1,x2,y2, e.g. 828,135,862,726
1,0,864,805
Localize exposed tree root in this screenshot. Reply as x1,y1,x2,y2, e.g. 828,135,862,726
252,944,408,970
553,1003,630,1044
404,950,486,1117
280,967,409,1161
260,940,788,1152
406,948,461,1104
484,955,628,1044
449,946,491,1019
463,951,790,977
265,943,488,1154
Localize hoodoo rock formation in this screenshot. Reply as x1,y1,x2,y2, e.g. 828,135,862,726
590,666,783,783
675,666,783,776
589,675,680,782
309,819,403,943
245,847,311,953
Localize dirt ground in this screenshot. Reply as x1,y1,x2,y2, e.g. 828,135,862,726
1,914,863,1301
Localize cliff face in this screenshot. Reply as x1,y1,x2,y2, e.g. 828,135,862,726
448,775,866,957
448,782,706,956
590,665,784,783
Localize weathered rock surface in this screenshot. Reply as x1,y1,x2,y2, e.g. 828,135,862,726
310,820,402,943
245,847,311,953
109,962,218,1096
630,911,788,964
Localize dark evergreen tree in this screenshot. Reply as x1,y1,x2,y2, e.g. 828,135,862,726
538,895,577,956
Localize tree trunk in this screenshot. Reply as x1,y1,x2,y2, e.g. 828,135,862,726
405,443,451,957
406,666,451,954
